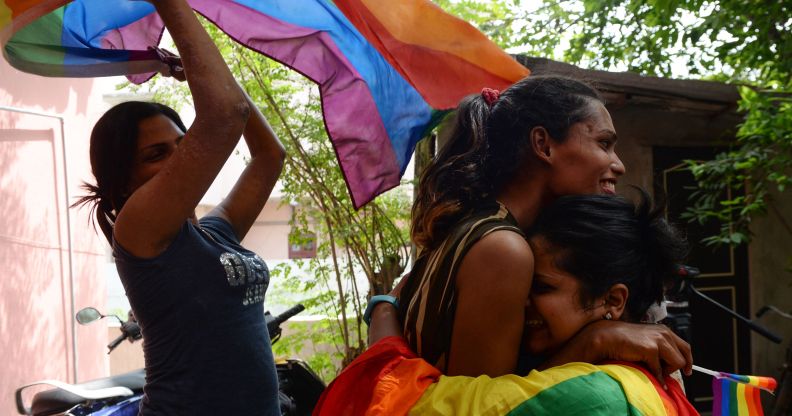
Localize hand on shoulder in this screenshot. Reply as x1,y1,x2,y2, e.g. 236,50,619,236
543,320,693,388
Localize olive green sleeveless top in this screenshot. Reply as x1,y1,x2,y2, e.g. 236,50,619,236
399,201,524,371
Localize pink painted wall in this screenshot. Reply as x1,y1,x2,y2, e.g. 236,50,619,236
1,57,112,414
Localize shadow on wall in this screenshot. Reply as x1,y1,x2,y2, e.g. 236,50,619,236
1,59,96,117
0,126,69,410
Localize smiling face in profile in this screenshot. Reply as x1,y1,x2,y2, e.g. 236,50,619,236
543,101,626,198
522,236,613,356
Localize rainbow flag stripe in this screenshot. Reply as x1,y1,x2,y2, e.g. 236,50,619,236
1,0,529,207
1,1,164,78
712,372,777,416
333,0,528,110
315,337,699,416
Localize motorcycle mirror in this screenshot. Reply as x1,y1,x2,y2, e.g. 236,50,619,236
76,307,104,325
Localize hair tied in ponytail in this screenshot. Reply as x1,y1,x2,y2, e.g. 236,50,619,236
481,88,500,107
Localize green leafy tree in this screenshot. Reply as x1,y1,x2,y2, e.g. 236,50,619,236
512,0,792,247
433,0,524,48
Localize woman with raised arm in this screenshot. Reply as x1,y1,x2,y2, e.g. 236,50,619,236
74,0,285,414
377,76,692,379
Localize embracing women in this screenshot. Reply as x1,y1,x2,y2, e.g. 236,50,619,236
315,76,699,415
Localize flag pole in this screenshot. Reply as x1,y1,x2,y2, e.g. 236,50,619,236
692,365,720,378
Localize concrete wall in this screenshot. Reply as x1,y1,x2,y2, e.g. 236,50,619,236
196,195,293,261
242,197,292,260
607,115,654,192
749,188,792,377
1,58,112,414
107,326,145,376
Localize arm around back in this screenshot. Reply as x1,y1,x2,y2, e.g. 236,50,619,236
540,320,693,386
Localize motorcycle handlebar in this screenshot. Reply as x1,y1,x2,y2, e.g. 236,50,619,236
268,304,305,332
107,333,127,354
101,304,306,352
122,321,142,340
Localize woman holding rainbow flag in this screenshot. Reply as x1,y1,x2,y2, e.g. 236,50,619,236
316,191,699,415
73,0,285,414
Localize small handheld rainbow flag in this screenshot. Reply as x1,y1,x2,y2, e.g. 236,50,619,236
693,365,777,416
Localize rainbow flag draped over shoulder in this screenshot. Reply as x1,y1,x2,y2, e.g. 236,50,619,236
315,336,700,416
0,0,529,208
712,372,777,416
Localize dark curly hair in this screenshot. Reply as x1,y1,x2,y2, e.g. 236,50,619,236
72,101,187,244
528,189,689,321
411,76,603,251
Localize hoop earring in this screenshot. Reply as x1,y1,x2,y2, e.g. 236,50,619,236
603,312,613,320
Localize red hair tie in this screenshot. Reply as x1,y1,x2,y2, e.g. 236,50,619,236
481,88,500,107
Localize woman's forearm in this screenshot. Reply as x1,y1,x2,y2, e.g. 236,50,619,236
151,0,247,121
206,89,285,239
242,90,285,161
540,320,693,386
368,303,402,345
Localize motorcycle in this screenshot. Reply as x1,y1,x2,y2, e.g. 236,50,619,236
15,304,325,416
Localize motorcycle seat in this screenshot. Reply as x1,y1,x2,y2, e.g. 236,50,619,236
17,369,145,416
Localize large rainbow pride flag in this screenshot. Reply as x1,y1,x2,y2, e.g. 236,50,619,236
315,336,700,415
0,0,529,207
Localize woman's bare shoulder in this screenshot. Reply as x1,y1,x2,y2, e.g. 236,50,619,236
470,229,533,265
457,229,534,290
